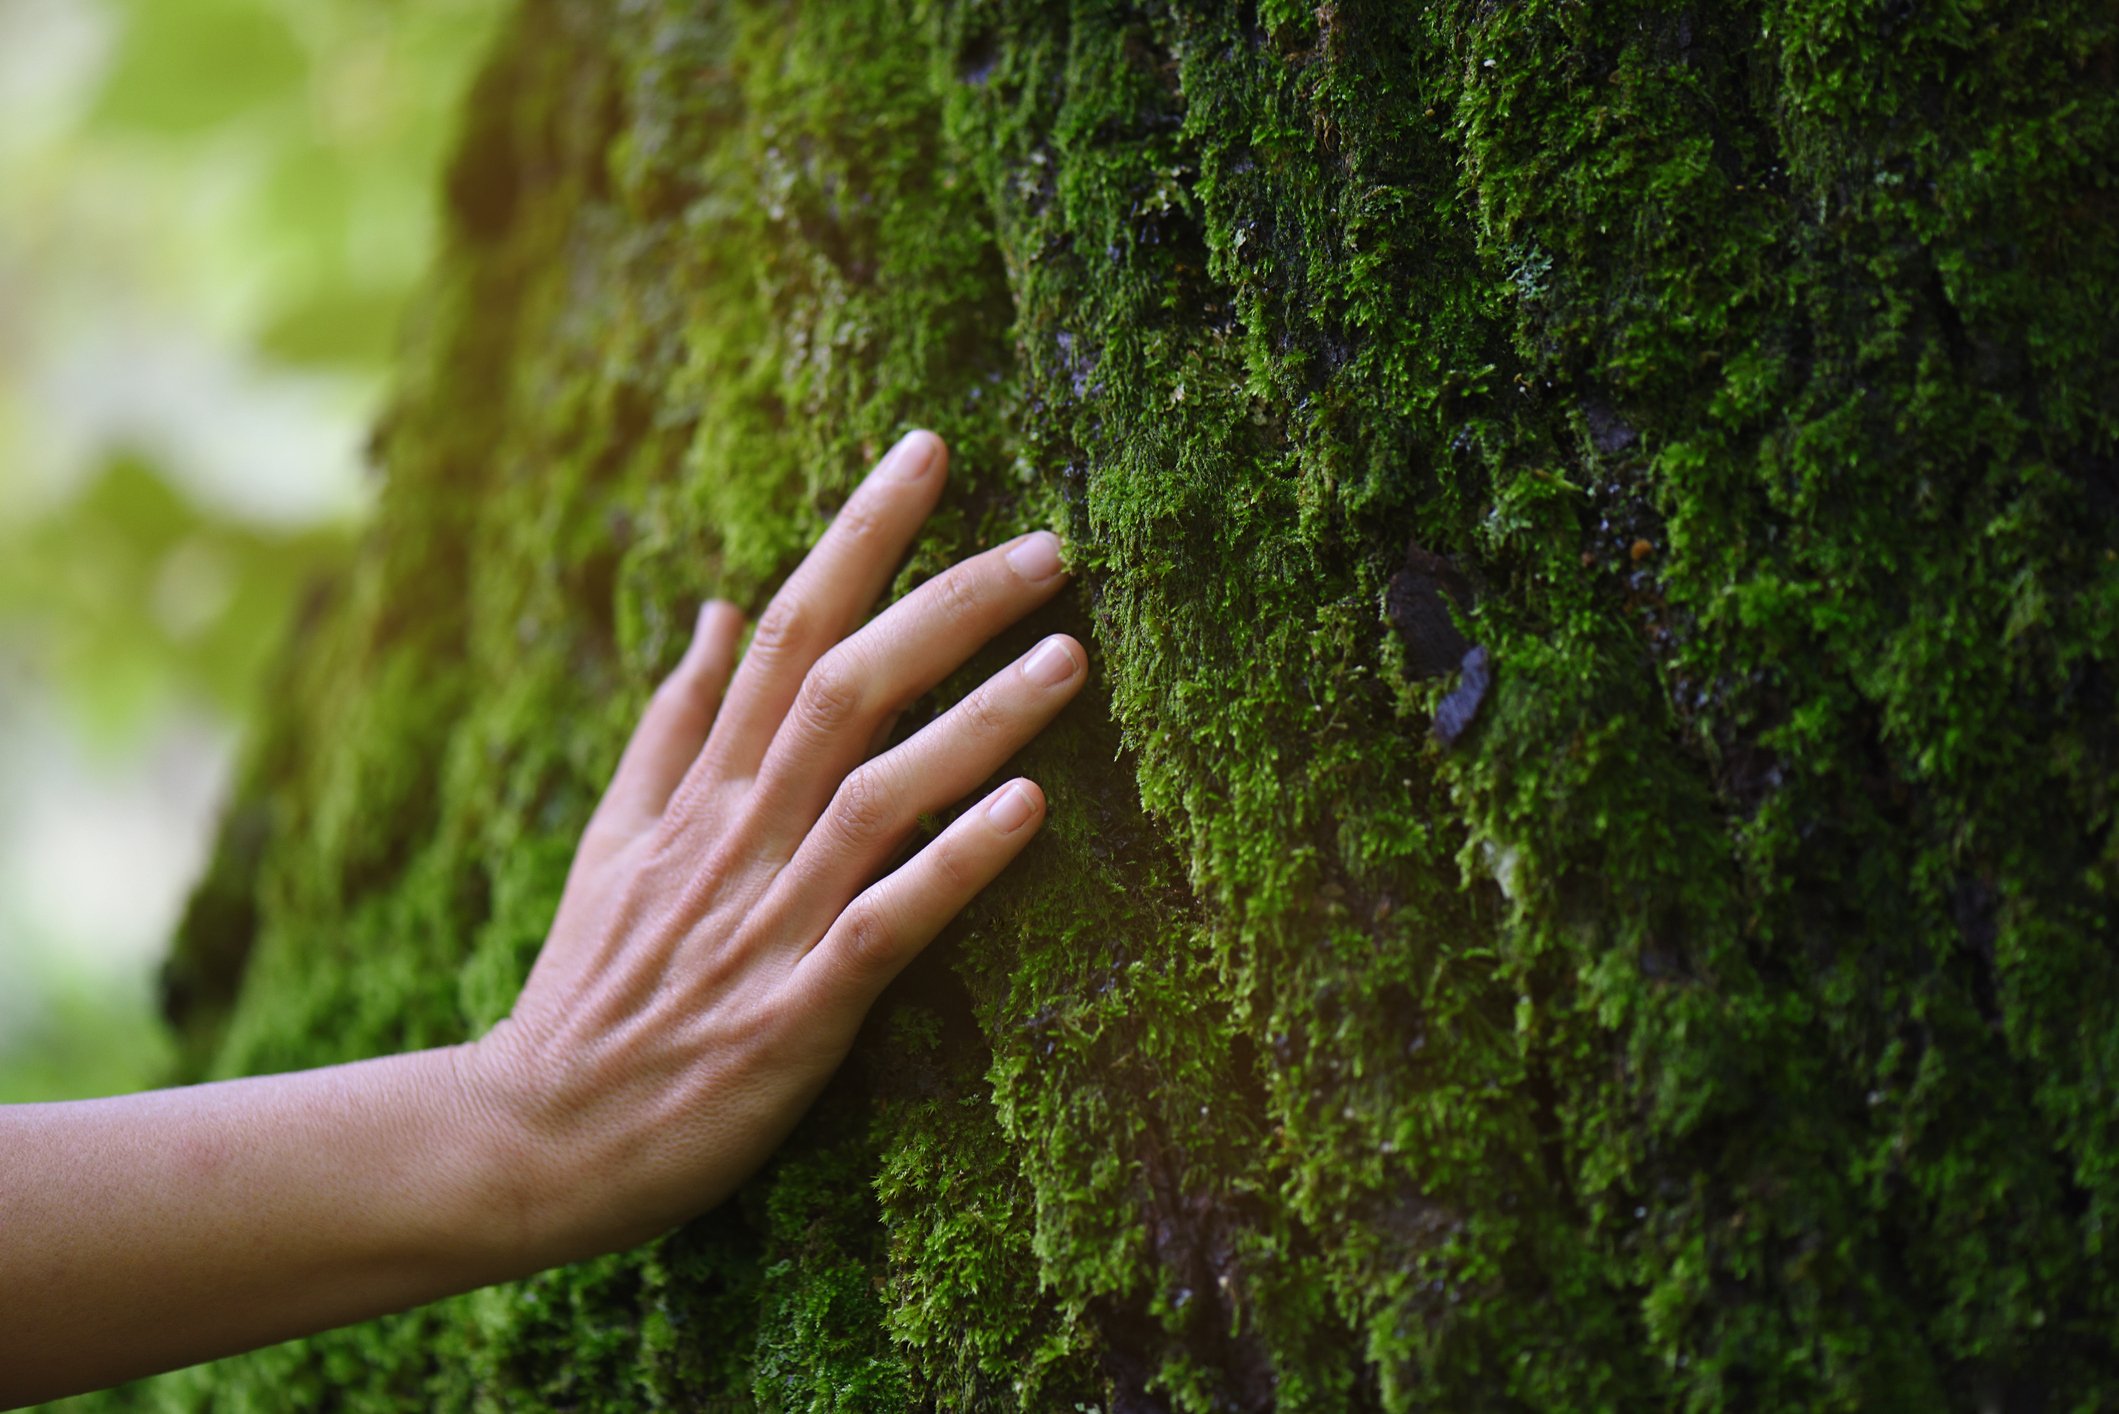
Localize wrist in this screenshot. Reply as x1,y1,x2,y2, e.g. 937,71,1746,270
437,1033,574,1278
445,1021,661,1276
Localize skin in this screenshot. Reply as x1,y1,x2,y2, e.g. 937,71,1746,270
0,430,1083,1407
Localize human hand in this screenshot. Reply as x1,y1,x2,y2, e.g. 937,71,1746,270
0,431,1079,1405
463,430,1082,1267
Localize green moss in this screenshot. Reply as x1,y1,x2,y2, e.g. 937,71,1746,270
63,0,2119,1409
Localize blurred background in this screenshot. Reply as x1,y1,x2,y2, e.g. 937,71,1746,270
0,0,499,1101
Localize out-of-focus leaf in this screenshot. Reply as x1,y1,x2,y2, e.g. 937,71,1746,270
0,0,500,1103
0,456,350,745
88,0,307,135
255,282,406,366
0,969,176,1103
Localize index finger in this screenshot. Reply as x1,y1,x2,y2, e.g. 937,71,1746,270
687,430,947,790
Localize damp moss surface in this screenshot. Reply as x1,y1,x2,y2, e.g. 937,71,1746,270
51,1,2119,1410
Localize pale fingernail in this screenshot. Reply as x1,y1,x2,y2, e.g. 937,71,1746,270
881,429,941,481
1005,530,1064,582
1021,636,1079,687
987,781,1038,833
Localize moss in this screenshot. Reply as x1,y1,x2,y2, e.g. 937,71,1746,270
61,0,2119,1409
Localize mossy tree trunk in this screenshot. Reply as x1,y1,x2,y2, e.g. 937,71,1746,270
134,1,2117,1409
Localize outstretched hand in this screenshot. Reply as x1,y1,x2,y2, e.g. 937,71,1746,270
0,429,1082,1407
467,427,1083,1264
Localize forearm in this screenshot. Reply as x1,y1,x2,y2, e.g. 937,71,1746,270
0,1046,516,1406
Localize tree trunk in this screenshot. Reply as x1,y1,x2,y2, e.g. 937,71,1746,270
141,1,2118,1408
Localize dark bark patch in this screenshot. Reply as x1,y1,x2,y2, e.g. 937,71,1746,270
1584,398,1638,454
1385,540,1474,679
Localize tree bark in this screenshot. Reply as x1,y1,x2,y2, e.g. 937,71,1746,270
140,1,2119,1408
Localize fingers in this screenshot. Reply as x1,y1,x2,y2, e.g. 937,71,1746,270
597,600,745,830
742,528,1070,853
759,633,1084,943
686,430,947,792
792,777,1047,1003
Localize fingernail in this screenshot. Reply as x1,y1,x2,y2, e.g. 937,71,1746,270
881,430,941,481
1021,636,1079,688
987,782,1038,833
1005,531,1064,583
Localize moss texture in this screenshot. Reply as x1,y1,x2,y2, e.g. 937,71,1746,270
66,0,2119,1409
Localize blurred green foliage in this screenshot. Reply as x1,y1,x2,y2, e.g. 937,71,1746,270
0,0,502,724
0,460,343,740
0,964,177,1104
0,0,499,1098
84,0,503,372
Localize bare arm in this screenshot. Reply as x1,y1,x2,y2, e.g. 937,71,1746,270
0,1049,517,1400
0,430,1083,1406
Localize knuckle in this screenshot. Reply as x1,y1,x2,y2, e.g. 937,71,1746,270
832,766,899,841
927,835,973,894
959,683,1012,739
749,596,811,658
933,563,985,622
836,898,897,971
733,991,800,1057
711,979,779,1047
655,773,722,836
797,652,867,733
830,495,886,543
